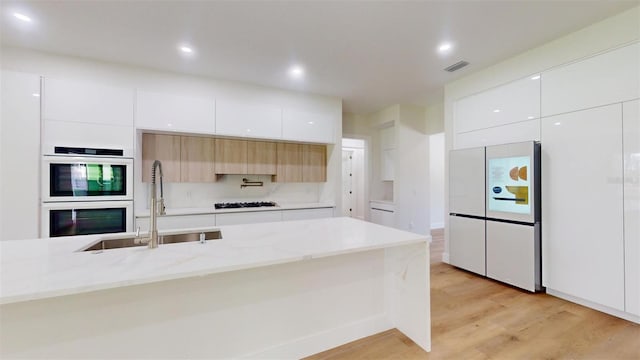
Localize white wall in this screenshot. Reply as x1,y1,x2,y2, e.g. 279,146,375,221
394,105,430,235
442,6,640,261
429,133,444,229
0,46,342,214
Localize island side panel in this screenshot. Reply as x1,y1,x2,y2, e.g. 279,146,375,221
0,250,392,359
384,242,431,351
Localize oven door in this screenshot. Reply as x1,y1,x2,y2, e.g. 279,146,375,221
41,201,133,238
43,156,133,202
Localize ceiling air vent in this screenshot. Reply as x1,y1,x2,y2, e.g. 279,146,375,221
444,61,469,72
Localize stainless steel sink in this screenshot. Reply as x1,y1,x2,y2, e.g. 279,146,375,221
81,230,223,252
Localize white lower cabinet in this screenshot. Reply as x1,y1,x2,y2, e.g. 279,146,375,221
486,221,537,292
542,104,625,311
281,208,334,221
449,216,485,276
623,99,640,316
216,211,282,226
136,214,216,232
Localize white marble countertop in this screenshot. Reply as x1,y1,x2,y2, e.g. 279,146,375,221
135,202,335,217
0,217,428,305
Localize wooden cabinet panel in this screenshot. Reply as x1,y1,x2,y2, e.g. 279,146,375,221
214,138,248,175
180,136,216,182
275,143,302,182
248,141,277,175
302,144,327,182
142,133,181,183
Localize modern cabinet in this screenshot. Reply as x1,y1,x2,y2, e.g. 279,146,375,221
1,71,41,240
623,99,640,316
214,138,247,175
141,133,181,183
370,201,395,227
215,139,277,175
43,77,134,127
541,42,639,117
541,104,625,311
215,100,282,139
180,136,216,182
275,143,303,182
216,211,282,226
281,208,334,221
454,74,541,134
247,141,277,175
282,108,335,144
42,77,135,156
135,90,215,134
453,74,541,149
274,143,327,182
302,144,327,182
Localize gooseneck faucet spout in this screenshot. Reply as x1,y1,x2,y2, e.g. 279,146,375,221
136,160,166,249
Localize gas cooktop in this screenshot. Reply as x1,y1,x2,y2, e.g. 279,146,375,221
214,201,278,209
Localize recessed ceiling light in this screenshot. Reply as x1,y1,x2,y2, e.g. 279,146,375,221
289,65,305,79
437,42,453,54
493,109,501,113
527,116,534,120
531,75,541,80
13,12,32,23
554,122,561,126
307,121,314,125
32,93,40,97
178,44,195,55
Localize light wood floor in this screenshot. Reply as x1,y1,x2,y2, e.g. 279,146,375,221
305,229,640,359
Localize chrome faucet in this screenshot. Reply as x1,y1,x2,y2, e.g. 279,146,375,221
136,160,166,249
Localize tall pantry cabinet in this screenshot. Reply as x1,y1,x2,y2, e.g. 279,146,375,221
541,42,639,317
0,71,41,240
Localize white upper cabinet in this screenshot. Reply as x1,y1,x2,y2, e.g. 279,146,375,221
282,109,335,144
541,42,640,117
215,100,282,139
135,90,215,134
43,77,134,126
623,99,640,316
454,74,541,135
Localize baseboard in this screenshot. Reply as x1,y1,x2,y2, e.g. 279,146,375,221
240,314,393,359
441,252,450,264
547,288,640,324
430,223,444,230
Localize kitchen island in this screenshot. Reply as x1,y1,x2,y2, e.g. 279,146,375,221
0,217,430,358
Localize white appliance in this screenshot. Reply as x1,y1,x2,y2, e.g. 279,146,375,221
41,146,134,237
449,141,541,292
43,155,133,202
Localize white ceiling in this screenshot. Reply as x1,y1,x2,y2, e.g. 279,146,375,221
1,1,636,114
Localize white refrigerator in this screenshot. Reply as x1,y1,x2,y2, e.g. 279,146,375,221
449,141,542,292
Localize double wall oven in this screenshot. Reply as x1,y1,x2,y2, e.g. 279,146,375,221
41,147,134,237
